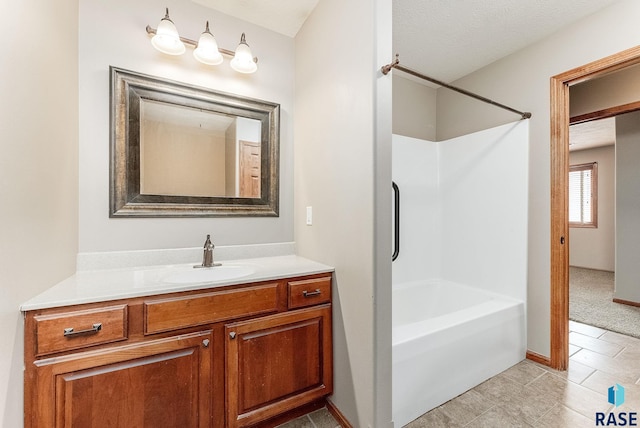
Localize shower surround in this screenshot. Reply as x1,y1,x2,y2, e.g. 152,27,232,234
391,121,529,427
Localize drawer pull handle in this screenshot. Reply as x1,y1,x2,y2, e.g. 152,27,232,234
63,323,102,337
303,289,322,298
229,332,237,340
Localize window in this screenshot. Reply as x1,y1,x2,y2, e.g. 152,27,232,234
569,162,598,228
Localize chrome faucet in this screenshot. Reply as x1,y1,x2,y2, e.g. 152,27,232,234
195,234,221,268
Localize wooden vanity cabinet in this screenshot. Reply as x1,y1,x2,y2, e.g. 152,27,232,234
23,273,333,428
225,304,332,428
29,331,213,428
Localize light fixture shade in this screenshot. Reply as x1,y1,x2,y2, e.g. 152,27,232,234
230,33,258,74
151,8,185,55
193,21,223,65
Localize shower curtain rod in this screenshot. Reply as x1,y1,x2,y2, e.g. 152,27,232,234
381,55,532,120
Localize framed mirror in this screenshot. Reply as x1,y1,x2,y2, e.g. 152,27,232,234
110,67,280,217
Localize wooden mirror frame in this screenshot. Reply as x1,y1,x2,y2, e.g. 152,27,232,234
109,66,280,217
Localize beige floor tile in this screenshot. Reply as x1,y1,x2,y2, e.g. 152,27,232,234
275,415,314,428
559,380,612,418
599,330,640,348
570,321,607,338
535,404,596,428
494,386,557,424
571,348,639,383
308,408,340,428
555,360,596,384
569,344,581,356
527,372,569,399
437,389,494,426
526,359,564,377
403,408,462,428
465,405,534,428
614,346,640,368
569,331,624,357
501,361,547,386
570,361,598,385
581,369,622,395
472,373,525,401
527,372,611,418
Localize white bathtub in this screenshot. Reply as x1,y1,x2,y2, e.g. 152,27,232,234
392,279,526,427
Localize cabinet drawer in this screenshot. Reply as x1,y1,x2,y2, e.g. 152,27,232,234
34,305,128,356
144,283,280,334
288,276,331,309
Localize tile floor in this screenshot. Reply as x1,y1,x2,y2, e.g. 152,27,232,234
276,407,340,428
405,320,640,427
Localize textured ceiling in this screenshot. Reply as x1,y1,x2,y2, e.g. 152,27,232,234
570,117,616,151
393,0,621,82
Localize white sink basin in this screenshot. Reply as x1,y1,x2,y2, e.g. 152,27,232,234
162,265,255,284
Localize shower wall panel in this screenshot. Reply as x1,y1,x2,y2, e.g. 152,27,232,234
392,120,529,302
439,121,529,301
392,135,440,285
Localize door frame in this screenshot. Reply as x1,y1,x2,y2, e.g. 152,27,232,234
550,45,640,370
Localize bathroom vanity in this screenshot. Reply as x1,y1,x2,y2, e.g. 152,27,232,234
22,255,334,427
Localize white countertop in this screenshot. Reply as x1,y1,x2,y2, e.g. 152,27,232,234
20,255,334,311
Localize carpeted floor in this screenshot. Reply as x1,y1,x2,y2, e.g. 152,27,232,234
570,266,640,338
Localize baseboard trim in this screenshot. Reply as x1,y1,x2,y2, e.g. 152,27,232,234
526,350,551,367
613,298,640,308
326,398,353,428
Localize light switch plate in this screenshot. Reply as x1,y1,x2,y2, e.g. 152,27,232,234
306,206,313,225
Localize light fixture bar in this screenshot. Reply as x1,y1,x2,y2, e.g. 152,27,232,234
146,25,258,64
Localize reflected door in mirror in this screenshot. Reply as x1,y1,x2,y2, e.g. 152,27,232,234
240,141,261,198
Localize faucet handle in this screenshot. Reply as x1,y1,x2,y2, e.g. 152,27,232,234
204,234,214,249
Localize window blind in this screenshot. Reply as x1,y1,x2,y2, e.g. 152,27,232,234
569,162,597,227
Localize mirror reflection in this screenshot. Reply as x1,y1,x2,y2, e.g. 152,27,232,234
140,101,262,198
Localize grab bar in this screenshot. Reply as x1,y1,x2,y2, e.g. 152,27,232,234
392,181,399,261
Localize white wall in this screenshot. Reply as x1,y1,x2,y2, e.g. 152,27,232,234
436,0,640,357
569,145,615,271
571,63,640,117
79,0,295,252
393,76,437,140
294,0,393,425
0,1,79,426
615,111,640,303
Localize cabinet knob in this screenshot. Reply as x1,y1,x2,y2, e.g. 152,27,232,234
202,339,210,348
229,332,237,340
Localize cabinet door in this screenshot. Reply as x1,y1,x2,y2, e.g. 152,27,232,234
225,305,332,427
31,331,213,428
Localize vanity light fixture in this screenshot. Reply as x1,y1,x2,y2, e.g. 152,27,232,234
150,8,185,55
193,21,223,66
230,33,258,74
146,8,258,73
